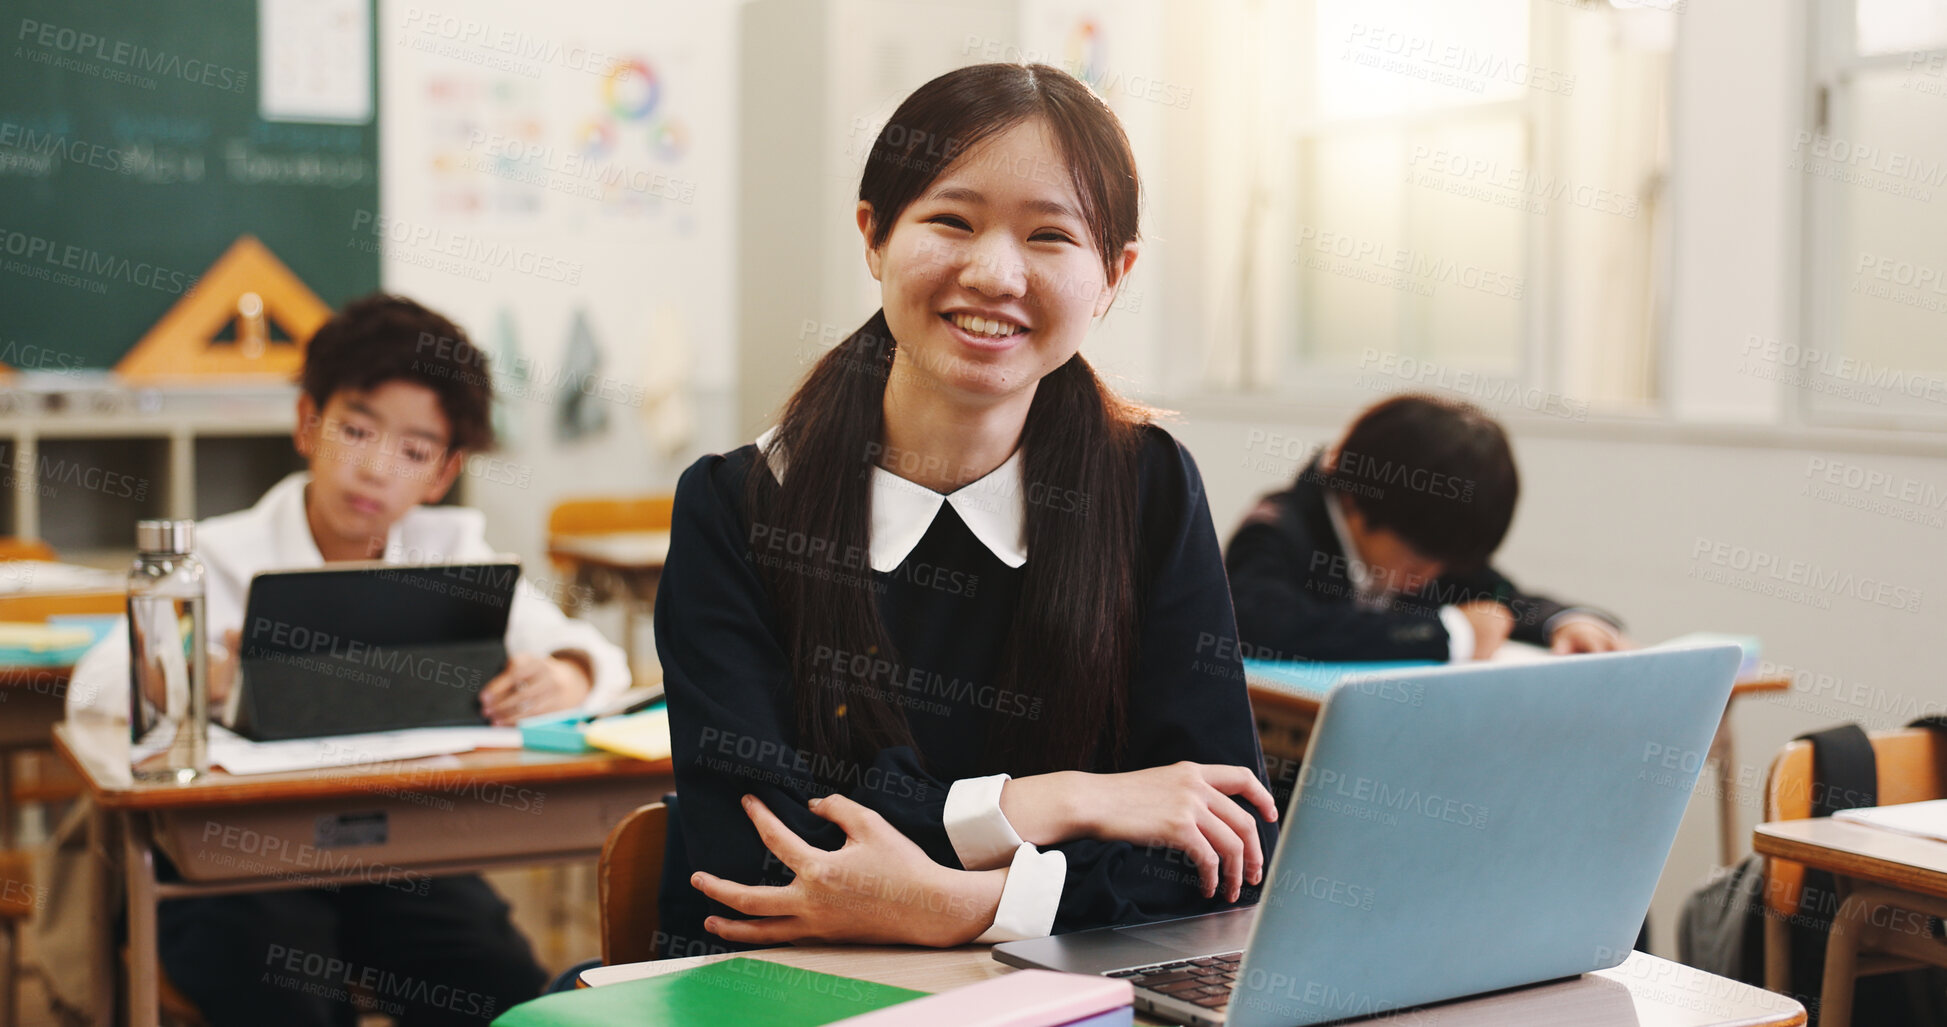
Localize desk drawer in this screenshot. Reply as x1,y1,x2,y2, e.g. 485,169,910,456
153,772,673,883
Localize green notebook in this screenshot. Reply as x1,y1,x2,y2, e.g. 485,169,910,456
492,957,926,1026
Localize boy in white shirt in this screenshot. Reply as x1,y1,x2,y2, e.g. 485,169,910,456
66,294,629,1025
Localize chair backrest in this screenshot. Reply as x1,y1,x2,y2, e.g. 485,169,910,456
547,496,675,538
0,590,125,622
598,801,668,966
0,538,56,563
1762,727,1947,916
0,849,34,920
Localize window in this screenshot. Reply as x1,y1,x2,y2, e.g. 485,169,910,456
1803,0,1947,426
1220,0,1676,416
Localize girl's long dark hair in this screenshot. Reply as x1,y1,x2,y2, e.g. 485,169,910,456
748,64,1147,778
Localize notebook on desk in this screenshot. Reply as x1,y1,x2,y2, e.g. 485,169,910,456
233,561,518,741
1834,799,1947,843
504,958,1130,1027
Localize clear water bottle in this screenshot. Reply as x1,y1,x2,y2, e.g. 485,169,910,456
127,519,208,783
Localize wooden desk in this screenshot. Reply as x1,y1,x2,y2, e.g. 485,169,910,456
1247,669,1792,867
580,944,1805,1026
546,531,671,575
546,531,671,672
0,581,120,846
1753,818,1947,1027
1754,818,1947,896
54,721,675,1027
0,665,72,847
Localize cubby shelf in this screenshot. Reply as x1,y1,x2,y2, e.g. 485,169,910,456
0,381,303,566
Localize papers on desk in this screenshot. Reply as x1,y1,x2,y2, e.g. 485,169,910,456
1655,632,1762,678
0,560,123,595
1488,640,1552,663
208,724,522,776
1833,800,1947,844
581,708,671,761
0,615,115,664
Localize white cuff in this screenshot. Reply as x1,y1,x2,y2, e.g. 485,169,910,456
974,843,1066,943
944,774,1025,870
1437,606,1474,663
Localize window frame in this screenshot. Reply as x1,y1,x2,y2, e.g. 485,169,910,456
1210,0,1669,422
1799,0,1947,432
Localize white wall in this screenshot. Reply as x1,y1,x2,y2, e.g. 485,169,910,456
377,0,742,604
1662,0,1803,422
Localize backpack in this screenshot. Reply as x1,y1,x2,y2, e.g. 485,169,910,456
1676,720,1947,1025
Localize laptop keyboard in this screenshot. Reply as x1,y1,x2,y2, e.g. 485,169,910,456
1107,951,1242,1010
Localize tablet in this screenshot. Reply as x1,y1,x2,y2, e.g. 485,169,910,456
233,560,520,741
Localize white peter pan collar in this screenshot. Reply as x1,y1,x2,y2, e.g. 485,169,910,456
755,427,1027,573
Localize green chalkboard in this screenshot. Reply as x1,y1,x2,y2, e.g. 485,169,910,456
0,0,379,370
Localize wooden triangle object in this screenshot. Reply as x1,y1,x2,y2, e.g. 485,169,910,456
116,235,333,382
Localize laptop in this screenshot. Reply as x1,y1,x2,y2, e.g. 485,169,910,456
993,644,1741,1027
233,561,520,741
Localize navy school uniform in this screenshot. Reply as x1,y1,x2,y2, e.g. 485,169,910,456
1224,458,1621,663
654,424,1277,955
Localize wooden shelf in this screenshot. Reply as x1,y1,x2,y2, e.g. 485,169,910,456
0,383,302,550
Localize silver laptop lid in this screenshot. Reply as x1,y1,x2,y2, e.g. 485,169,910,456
1227,645,1740,1027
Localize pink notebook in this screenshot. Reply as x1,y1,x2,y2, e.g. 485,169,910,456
829,970,1132,1027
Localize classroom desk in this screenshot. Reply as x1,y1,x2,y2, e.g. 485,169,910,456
0,666,73,751
546,530,671,671
1752,818,1947,1027
54,720,675,1027
0,665,72,846
0,572,125,767
0,581,124,845
579,943,1806,1026
1246,667,1792,867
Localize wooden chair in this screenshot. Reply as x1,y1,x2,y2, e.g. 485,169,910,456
0,561,119,850
1761,728,1947,1026
0,848,31,1027
545,495,675,611
7,754,81,814
546,496,676,541
597,802,668,967
546,496,675,677
0,540,55,564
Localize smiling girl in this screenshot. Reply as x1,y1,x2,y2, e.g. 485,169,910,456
655,63,1277,951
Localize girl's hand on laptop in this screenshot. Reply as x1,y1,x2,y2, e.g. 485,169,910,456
480,652,593,725
1003,763,1277,902
692,793,1006,947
